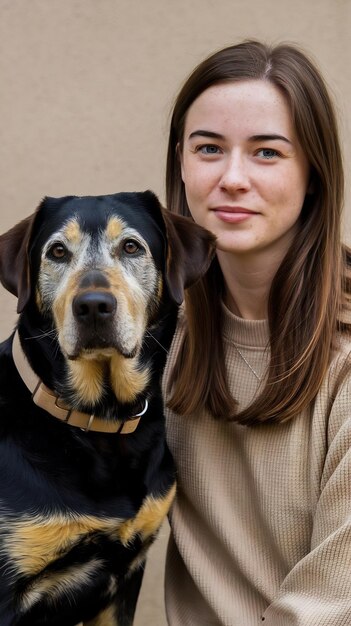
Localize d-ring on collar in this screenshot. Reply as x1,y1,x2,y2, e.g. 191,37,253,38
12,331,147,434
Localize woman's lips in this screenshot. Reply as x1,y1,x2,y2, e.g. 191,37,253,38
211,206,258,223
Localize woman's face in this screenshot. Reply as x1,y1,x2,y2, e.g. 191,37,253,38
179,80,310,262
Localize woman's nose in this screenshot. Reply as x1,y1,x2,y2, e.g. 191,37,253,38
219,153,251,192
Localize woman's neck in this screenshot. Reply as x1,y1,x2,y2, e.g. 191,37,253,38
216,249,282,321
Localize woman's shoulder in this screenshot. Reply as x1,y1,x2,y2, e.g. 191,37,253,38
316,332,351,444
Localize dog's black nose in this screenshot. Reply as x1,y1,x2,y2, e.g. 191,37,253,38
73,291,117,323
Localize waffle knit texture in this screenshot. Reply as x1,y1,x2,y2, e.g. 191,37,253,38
163,303,351,625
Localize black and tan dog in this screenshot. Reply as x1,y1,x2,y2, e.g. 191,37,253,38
0,192,215,626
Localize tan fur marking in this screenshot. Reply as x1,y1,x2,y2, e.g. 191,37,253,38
6,487,175,579
157,276,163,301
106,217,124,240
6,514,124,577
35,287,44,312
118,483,176,546
64,219,82,245
68,358,105,404
109,353,150,403
84,604,118,626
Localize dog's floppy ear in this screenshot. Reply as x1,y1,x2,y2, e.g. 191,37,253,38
0,212,37,313
161,209,216,305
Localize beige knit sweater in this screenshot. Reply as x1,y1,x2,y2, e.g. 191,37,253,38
163,303,351,625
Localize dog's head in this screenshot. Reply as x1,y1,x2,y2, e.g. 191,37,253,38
0,192,215,366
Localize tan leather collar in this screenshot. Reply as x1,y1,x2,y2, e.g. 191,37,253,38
12,331,147,434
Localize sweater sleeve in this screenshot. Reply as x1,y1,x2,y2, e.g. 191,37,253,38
262,375,351,626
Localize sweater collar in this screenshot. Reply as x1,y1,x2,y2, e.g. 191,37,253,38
221,301,269,349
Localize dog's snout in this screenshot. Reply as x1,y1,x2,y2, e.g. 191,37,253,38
73,291,117,323
79,271,110,290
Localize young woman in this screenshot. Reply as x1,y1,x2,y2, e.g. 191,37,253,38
163,41,351,625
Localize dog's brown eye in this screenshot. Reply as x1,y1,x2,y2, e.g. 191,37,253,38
48,243,68,259
123,240,140,255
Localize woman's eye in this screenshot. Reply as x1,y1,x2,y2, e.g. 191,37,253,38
256,148,279,159
123,240,140,255
48,243,68,260
197,144,221,155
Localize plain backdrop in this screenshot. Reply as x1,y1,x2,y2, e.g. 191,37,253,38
1,1,350,624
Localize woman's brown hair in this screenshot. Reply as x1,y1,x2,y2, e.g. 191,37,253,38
166,40,351,425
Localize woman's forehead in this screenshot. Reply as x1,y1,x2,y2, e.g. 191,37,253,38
183,80,294,139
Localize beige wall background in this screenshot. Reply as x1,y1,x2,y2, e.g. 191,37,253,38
1,1,350,624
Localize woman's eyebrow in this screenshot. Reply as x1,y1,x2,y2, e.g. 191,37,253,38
249,134,292,144
188,130,225,140
187,131,293,144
